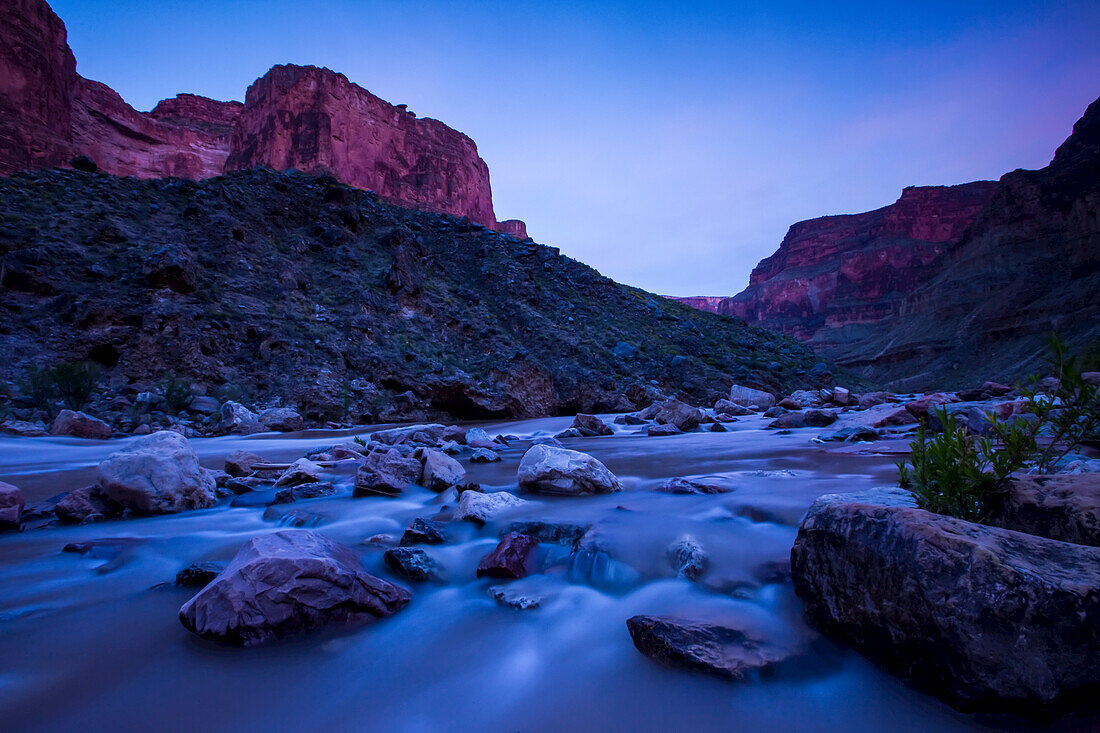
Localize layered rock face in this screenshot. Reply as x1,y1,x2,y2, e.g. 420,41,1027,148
722,182,997,344
0,0,521,231
710,97,1100,389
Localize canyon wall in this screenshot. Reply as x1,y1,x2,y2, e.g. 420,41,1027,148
697,97,1099,389
0,0,521,232
664,296,726,314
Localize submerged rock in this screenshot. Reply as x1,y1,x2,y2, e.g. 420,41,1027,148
96,431,218,514
400,517,448,546
469,448,501,463
273,481,337,504
518,444,623,495
654,477,732,495
505,519,590,547
179,530,411,646
647,424,682,437
667,534,708,580
627,616,792,680
477,532,538,579
791,491,1100,712
175,561,226,587
383,547,440,582
489,584,544,610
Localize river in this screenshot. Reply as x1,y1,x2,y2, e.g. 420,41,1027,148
0,410,1090,732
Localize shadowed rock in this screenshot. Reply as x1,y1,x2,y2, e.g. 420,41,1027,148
476,532,538,579
627,616,793,680
179,530,411,646
987,473,1100,547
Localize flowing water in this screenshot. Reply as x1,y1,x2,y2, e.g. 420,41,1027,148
0,411,1092,732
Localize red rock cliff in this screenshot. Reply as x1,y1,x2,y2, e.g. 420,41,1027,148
720,182,998,345
664,296,726,313
0,0,515,231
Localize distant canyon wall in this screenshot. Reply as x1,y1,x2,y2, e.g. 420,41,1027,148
673,96,1100,389
0,0,523,234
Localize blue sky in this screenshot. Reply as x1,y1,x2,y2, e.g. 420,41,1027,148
53,0,1100,295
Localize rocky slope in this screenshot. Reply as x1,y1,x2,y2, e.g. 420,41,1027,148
0,0,519,232
663,296,725,314
0,168,822,424
679,96,1099,389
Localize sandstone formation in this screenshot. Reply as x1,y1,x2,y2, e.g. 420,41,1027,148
179,530,411,646
685,96,1099,389
722,182,997,345
0,0,525,232
791,489,1100,712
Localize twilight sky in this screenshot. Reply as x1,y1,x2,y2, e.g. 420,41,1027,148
53,0,1100,296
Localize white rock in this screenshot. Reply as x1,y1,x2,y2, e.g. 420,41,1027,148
96,431,218,514
518,444,623,495
274,458,323,487
728,385,776,410
454,491,528,523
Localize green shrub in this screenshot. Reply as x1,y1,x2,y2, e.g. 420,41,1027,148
25,361,101,412
159,374,195,413
898,335,1099,522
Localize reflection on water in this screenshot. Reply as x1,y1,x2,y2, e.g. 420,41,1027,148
0,413,1083,731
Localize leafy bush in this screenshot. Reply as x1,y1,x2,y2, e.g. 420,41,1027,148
899,335,1100,522
24,361,101,412
159,374,195,413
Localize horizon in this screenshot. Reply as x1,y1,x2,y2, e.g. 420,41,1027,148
52,0,1100,296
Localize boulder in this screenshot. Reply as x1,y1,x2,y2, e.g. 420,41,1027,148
655,477,732,495
728,385,776,410
570,413,613,437
50,409,112,439
383,547,440,582
777,397,802,410
464,427,497,449
647,424,682,437
789,389,825,408
518,444,623,496
258,407,305,432
832,387,851,406
654,399,704,431
96,431,218,514
470,448,501,463
817,426,879,442
667,534,707,580
54,486,111,523
0,419,48,437
179,530,411,646
224,450,265,478
858,392,894,409
372,423,449,446
0,481,26,530
987,474,1100,548
627,616,794,680
400,517,447,546
476,532,538,579
219,401,264,434
353,448,421,497
273,458,322,487
762,406,787,418
419,449,466,492
713,399,753,416
904,392,960,419
790,491,1100,712
615,413,649,426
767,412,806,429
803,409,838,427
873,407,918,428
454,490,527,523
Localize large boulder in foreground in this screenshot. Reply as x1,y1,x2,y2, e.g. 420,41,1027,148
96,431,217,514
518,444,623,495
790,489,1100,712
180,530,411,646
987,473,1100,548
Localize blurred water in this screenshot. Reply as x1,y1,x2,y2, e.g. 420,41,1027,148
0,412,1084,732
